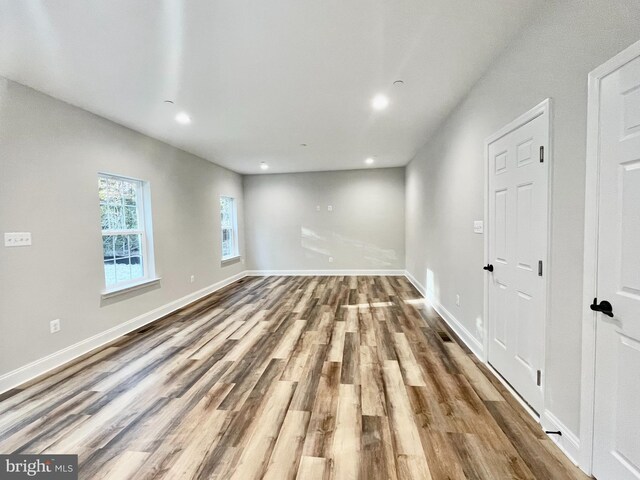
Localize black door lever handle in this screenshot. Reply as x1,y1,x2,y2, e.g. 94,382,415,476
590,298,614,317
483,264,494,272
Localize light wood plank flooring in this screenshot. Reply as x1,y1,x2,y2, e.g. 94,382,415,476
0,276,588,479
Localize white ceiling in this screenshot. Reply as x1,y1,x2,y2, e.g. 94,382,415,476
0,0,543,174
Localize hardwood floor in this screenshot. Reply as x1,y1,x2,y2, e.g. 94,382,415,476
0,276,588,479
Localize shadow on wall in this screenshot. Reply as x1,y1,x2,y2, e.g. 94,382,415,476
301,226,398,267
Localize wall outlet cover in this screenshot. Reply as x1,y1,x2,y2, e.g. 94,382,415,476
4,232,32,247
50,319,61,334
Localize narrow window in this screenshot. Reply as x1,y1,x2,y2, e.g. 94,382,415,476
220,196,239,260
99,174,154,290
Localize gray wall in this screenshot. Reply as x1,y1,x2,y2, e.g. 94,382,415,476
244,168,405,271
405,0,640,436
0,78,245,377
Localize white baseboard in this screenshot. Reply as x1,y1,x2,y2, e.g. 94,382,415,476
0,268,585,473
428,296,484,360
404,270,427,296
0,271,248,395
405,270,484,359
0,269,402,394
405,270,584,472
245,269,405,276
406,269,531,417
542,410,581,466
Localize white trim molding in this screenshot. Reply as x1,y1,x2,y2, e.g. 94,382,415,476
483,97,552,419
579,38,640,476
405,269,582,469
483,98,553,358
428,295,484,360
101,276,162,299
1,266,584,475
542,410,581,467
406,269,534,414
0,269,403,394
246,269,405,276
0,271,247,395
404,270,426,297
404,270,483,358
405,270,529,409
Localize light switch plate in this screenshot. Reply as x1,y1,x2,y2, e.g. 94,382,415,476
4,232,32,247
473,221,484,234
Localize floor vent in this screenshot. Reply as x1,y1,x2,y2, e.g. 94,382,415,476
438,331,453,342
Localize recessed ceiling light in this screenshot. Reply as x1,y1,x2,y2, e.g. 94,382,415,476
365,157,375,165
175,112,191,124
260,162,269,170
371,94,389,111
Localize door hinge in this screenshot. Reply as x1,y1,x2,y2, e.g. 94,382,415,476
536,370,542,386
540,146,544,163
538,260,543,277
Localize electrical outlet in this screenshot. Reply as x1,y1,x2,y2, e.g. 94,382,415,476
190,275,195,283
328,256,334,263
456,294,461,307
4,232,32,247
316,205,321,212
327,205,333,212
50,319,61,334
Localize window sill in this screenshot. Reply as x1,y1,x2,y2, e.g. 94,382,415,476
221,255,241,265
101,277,161,300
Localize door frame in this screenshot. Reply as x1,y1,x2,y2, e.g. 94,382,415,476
579,38,640,476
483,98,553,416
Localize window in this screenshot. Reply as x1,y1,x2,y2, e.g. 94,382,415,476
220,196,239,260
99,174,154,291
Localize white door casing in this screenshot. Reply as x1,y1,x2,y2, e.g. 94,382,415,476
581,39,640,477
581,44,640,480
485,100,550,415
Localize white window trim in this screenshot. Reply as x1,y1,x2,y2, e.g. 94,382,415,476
220,195,240,261
101,276,162,299
221,254,241,264
99,172,158,297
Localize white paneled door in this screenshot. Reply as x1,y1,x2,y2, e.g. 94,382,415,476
591,52,640,480
486,102,549,414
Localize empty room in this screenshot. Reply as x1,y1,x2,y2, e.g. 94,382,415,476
1,1,639,479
